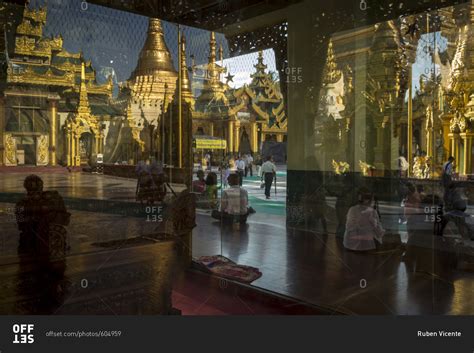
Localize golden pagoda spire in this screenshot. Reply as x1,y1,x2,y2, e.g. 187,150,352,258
209,31,217,64
196,31,228,108
250,50,269,88
180,34,194,106
219,43,223,62
323,40,342,85
77,61,91,116
131,18,177,78
127,17,178,104
206,32,221,85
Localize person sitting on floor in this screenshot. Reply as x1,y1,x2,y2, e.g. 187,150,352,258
212,173,251,223
205,172,219,209
192,170,206,194
343,188,385,251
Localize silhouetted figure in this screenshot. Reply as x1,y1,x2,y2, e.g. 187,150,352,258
15,175,70,313
303,186,328,234
441,183,473,240
136,160,166,205
334,174,356,238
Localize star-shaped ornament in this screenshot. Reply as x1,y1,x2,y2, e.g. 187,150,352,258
225,72,234,84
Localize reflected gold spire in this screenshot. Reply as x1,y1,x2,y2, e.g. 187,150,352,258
78,62,91,116
323,41,342,85
180,34,194,107
128,18,178,104
196,31,228,107
131,18,177,78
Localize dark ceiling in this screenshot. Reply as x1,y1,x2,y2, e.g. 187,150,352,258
87,0,470,30
85,0,300,31
4,0,473,34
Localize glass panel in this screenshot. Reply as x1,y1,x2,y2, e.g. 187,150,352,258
1,0,473,316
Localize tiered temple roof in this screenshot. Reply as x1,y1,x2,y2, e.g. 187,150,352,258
6,5,113,99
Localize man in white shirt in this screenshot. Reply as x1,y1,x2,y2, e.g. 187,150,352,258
235,156,246,186
211,174,249,223
246,154,254,177
261,156,276,199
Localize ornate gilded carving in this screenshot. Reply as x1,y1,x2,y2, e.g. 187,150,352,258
412,156,431,179
359,161,375,176
332,160,350,175
36,135,49,166
23,6,47,24
4,134,17,166
8,65,75,86
126,102,145,152
14,36,37,55
16,19,43,37
450,112,467,133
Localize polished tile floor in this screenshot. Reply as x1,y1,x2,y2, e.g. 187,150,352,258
193,211,474,315
1,170,473,314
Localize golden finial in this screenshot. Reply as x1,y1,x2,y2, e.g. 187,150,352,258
209,32,216,63
78,61,91,116
323,40,342,85
219,44,223,62
81,61,86,81
180,33,193,99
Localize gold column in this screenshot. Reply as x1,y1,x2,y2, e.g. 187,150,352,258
449,133,460,173
49,101,57,166
70,132,76,166
461,133,473,175
276,134,284,143
228,120,234,153
407,66,413,177
0,97,5,166
95,135,100,155
66,131,70,166
441,114,451,159
234,121,240,153
261,133,266,142
210,122,214,137
75,134,80,166
178,28,183,168
374,125,385,171
426,128,433,158
251,122,258,153
100,135,104,154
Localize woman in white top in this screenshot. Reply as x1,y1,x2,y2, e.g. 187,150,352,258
343,189,385,251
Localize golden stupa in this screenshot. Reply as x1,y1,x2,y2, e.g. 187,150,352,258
128,18,178,102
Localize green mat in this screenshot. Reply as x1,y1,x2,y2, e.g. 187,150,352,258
248,195,286,216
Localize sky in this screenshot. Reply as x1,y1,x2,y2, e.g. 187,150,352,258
25,0,276,90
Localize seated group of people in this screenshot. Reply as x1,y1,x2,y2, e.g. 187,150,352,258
192,170,219,209
193,170,252,223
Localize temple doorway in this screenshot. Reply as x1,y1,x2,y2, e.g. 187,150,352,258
79,132,93,165
15,136,36,165
240,128,251,155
